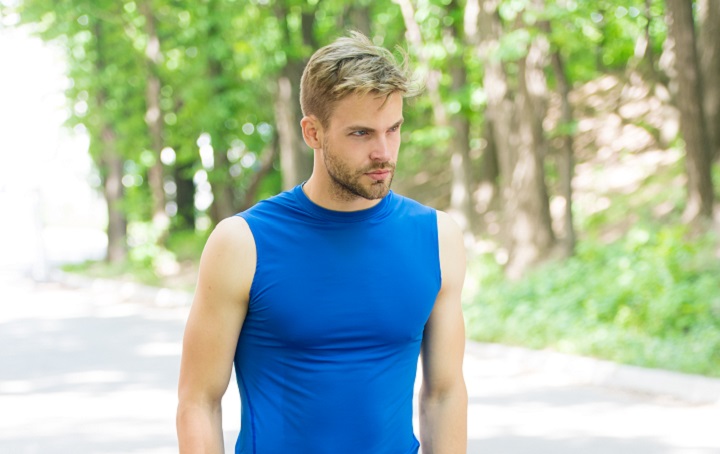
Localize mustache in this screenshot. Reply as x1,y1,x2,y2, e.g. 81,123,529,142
362,162,396,172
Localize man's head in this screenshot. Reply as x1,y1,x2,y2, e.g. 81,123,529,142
300,31,417,129
300,32,419,206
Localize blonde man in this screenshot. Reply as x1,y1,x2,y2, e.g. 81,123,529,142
177,31,467,454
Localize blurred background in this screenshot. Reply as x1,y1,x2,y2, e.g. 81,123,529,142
0,0,719,379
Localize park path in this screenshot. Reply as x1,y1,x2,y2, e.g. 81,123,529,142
1,270,719,454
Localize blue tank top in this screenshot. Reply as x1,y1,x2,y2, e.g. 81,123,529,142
234,185,441,454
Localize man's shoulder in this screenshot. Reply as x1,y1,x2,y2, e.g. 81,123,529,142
198,216,256,278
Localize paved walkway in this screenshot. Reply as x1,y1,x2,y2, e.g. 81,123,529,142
1,271,719,453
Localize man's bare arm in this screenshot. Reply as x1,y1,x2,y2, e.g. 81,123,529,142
177,216,255,453
420,210,468,454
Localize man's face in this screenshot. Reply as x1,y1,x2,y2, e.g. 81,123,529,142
320,92,403,201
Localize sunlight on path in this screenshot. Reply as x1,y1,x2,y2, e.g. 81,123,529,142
0,272,242,453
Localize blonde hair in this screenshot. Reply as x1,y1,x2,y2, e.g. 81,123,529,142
300,31,419,127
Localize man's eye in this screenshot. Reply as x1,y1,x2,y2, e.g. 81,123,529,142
351,130,368,137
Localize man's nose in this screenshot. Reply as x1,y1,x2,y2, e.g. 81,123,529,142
370,136,391,161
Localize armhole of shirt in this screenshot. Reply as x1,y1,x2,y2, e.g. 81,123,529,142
431,209,443,291
234,212,259,306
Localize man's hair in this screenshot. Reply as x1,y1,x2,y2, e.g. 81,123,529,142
300,31,419,127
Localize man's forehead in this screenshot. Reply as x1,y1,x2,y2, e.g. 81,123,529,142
330,92,403,125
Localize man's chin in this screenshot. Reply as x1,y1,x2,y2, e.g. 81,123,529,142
362,183,391,200
330,176,392,201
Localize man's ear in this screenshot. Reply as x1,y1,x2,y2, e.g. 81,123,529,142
300,115,323,150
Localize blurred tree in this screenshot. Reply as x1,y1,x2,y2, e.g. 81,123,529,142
542,17,576,257
138,0,168,233
274,0,315,190
446,0,477,233
92,15,129,263
666,0,714,221
477,0,555,279
476,0,516,236
697,0,720,162
343,1,371,36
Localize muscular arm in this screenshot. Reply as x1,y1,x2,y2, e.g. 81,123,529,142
419,211,468,454
177,216,255,453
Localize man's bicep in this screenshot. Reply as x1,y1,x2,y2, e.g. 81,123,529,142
179,217,256,402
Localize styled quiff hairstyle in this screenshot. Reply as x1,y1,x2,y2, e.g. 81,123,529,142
300,31,419,128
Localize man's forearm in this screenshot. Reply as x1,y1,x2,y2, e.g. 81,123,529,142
419,384,468,454
177,401,225,453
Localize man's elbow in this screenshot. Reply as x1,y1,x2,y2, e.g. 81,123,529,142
176,389,223,430
421,376,468,405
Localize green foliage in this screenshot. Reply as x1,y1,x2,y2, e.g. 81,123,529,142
62,257,164,288
465,225,720,376
166,228,210,262
15,0,676,229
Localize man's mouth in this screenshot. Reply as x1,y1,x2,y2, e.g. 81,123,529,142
365,170,391,181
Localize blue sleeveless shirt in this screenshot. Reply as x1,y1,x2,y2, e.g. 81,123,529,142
234,185,441,454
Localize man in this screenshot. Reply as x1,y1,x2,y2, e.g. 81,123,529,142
177,31,467,453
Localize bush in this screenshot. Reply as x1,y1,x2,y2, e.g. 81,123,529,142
464,224,720,377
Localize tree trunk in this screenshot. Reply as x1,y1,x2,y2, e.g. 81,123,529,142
477,119,500,214
666,0,714,221
447,0,477,232
477,0,555,279
139,0,169,231
93,19,127,263
101,131,128,263
240,141,279,211
505,39,555,279
478,0,519,238
698,0,720,162
628,0,666,86
449,109,476,231
469,0,500,215
544,21,576,257
207,128,236,223
276,67,306,190
275,8,314,190
477,0,517,188
173,160,195,230
204,8,239,224
345,4,371,37
642,0,657,75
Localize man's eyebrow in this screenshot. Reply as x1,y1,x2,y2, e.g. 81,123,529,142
345,119,404,132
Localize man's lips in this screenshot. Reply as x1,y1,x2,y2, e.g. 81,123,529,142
365,170,391,181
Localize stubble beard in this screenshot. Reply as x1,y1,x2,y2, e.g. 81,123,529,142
322,140,395,202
